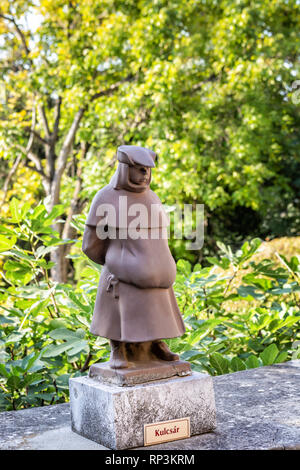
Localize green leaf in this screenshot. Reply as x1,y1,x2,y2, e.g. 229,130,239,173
0,364,9,378
21,352,42,372
0,234,17,252
48,328,85,341
248,338,265,353
0,314,16,325
49,318,69,330
68,292,91,313
30,204,46,220
176,259,191,277
9,198,22,223
209,352,230,375
47,205,66,222
35,245,60,258
42,342,76,358
242,274,273,291
5,331,25,344
290,256,300,273
33,393,56,401
3,260,33,284
230,357,246,372
245,355,260,369
206,257,231,270
0,224,17,236
187,329,211,345
274,351,288,364
55,373,71,389
237,285,265,300
23,373,44,387
7,249,35,262
7,375,21,390
67,340,88,356
76,315,90,328
240,238,262,261
259,344,279,366
278,316,300,330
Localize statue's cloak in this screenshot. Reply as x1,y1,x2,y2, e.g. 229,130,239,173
82,168,185,342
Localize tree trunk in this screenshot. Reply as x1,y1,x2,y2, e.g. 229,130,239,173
50,141,89,284
51,243,68,284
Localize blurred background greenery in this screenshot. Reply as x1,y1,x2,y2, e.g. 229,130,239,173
0,0,299,411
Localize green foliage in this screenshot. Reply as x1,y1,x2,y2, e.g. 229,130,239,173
0,200,110,410
1,0,300,259
0,200,299,411
169,235,300,375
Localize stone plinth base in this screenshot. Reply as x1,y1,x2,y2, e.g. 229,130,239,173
69,372,216,450
89,360,192,386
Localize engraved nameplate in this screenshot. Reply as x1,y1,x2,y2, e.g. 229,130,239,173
144,417,190,446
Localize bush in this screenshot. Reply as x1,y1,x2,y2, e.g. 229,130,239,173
0,201,299,411
170,238,300,375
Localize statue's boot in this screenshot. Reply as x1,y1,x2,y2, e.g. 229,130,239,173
151,340,179,361
109,340,129,369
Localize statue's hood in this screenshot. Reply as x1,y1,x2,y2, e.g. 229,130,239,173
110,162,151,193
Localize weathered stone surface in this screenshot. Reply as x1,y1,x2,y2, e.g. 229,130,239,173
89,359,191,386
10,426,106,450
138,360,300,450
0,403,70,450
69,372,216,449
1,361,300,450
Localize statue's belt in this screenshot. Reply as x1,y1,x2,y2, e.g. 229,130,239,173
105,270,172,294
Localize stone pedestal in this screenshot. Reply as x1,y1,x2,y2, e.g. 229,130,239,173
89,359,192,386
69,372,216,450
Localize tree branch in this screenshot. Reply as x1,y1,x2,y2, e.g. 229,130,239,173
90,74,135,102
0,154,22,210
25,128,49,146
15,143,39,169
38,104,51,140
46,97,62,180
52,96,61,143
50,75,136,209
25,102,37,153
182,73,218,95
62,141,90,240
50,107,85,208
24,161,49,179
0,13,31,57
80,353,93,373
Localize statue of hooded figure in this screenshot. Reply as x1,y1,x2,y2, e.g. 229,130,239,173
82,145,185,369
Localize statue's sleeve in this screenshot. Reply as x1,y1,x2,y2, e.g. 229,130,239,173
82,190,109,265
85,190,105,226
82,225,109,265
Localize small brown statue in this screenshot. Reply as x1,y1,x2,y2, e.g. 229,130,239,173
82,145,187,372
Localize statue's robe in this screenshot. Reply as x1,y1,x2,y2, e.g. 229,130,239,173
82,177,185,343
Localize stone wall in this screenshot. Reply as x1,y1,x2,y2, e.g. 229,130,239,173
0,360,299,450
